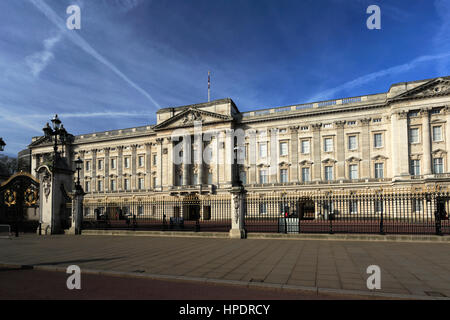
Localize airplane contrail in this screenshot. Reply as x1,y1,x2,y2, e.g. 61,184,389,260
28,0,161,109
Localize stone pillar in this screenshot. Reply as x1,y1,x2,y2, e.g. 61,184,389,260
91,149,97,192
421,108,432,176
145,143,152,190
289,126,299,183
446,106,450,173
68,185,85,235
156,138,163,188
131,144,137,190
79,150,85,189
312,123,322,181
229,186,247,239
182,136,190,186
248,129,257,184
117,146,124,190
166,138,174,187
335,121,346,179
225,129,234,185
104,147,110,192
360,118,371,179
269,128,278,183
391,111,409,179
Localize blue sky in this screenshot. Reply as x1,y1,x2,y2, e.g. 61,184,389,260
0,0,449,156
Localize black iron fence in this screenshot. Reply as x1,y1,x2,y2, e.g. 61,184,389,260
81,188,450,236
82,194,231,232
244,189,450,235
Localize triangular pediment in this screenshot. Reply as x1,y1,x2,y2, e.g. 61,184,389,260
153,107,233,130
28,136,52,148
392,77,450,101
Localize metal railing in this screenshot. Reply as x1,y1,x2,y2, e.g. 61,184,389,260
243,189,450,235
82,194,231,232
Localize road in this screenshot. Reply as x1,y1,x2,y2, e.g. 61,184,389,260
0,267,372,300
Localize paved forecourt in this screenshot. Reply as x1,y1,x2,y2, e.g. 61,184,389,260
1,234,450,299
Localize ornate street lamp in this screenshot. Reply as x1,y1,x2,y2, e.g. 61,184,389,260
74,157,83,188
0,137,5,152
43,114,69,165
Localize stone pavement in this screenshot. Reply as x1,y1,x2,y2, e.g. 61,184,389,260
1,234,449,299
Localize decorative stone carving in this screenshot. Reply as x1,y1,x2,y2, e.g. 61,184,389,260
334,121,346,129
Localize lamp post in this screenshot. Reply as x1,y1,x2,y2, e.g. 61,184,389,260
74,157,83,188
43,114,69,165
42,114,69,234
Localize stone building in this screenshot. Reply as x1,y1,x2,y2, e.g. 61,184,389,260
27,76,450,220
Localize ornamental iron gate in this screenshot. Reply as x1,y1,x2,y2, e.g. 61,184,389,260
82,194,232,232
0,172,40,236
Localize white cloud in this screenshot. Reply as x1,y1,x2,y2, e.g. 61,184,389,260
28,0,161,109
25,33,62,77
307,51,450,102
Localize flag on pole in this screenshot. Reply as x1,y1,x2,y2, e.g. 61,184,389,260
208,71,211,102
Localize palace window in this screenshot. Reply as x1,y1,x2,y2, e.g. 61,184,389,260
85,181,91,192
152,154,157,165
347,121,356,126
259,169,268,184
349,164,358,180
138,178,144,190
324,138,333,152
433,158,443,174
409,128,419,144
124,157,130,168
124,178,130,190
138,206,144,216
85,161,91,171
412,199,423,212
300,126,309,131
375,163,384,178
302,167,310,182
279,142,288,156
259,142,267,158
138,156,144,167
301,140,310,154
374,133,383,148
432,126,442,142
110,180,116,191
375,200,383,213
98,159,103,170
373,118,381,123
97,180,103,192
348,136,357,150
410,160,420,176
153,176,157,188
111,158,116,169
280,169,288,183
324,166,333,181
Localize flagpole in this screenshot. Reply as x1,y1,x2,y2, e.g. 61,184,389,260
208,71,211,102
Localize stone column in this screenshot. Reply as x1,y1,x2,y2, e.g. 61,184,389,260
156,138,163,188
335,121,346,180
91,149,97,192
225,129,234,185
421,108,432,176
68,185,85,235
360,118,371,179
104,147,110,192
391,111,409,179
131,144,137,190
289,126,299,183
182,136,190,186
446,106,450,173
167,138,174,187
145,143,152,190
312,123,322,181
229,186,247,239
248,129,257,184
117,146,124,190
79,150,86,189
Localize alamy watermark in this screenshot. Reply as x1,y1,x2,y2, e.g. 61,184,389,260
66,5,81,30
366,265,381,290
66,265,81,290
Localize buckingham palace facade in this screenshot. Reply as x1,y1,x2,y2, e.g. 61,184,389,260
26,76,450,225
